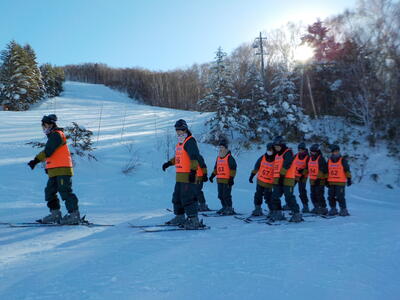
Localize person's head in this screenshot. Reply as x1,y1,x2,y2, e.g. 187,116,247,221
330,144,340,157
273,136,284,152
218,138,229,156
309,143,320,156
41,114,57,134
266,142,274,155
174,119,188,142
298,142,307,154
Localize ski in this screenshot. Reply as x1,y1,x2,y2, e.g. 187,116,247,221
128,223,178,228
234,215,265,223
9,222,114,228
166,208,217,213
201,212,244,217
141,226,211,233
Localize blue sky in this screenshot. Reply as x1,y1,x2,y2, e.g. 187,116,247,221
0,0,356,70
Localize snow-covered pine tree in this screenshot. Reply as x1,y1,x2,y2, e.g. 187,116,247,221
265,68,309,140
198,47,240,143
0,41,31,110
40,64,65,97
23,44,45,104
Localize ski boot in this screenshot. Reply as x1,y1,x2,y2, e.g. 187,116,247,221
269,210,286,222
328,207,338,216
251,205,264,216
282,204,291,211
339,208,350,216
40,209,61,224
216,207,225,215
198,203,211,212
301,204,310,213
222,206,235,215
184,215,201,230
60,211,81,225
316,207,328,215
289,212,304,223
165,214,185,225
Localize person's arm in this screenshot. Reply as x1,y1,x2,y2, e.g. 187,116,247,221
251,156,262,175
184,138,199,171
36,131,63,161
228,155,237,178
280,150,294,176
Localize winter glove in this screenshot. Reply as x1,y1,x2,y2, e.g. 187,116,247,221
249,173,255,184
162,161,172,171
278,175,285,186
347,178,352,187
28,158,40,170
228,177,234,186
189,170,196,183
202,174,208,182
209,174,216,183
314,179,321,186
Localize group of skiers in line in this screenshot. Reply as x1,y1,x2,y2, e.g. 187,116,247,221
28,115,352,230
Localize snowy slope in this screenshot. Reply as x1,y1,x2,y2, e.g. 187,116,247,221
0,82,399,300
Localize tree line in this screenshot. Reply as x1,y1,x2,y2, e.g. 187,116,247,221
0,41,65,111
63,0,399,148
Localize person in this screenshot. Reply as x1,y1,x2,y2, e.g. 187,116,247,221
162,119,202,229
294,142,310,213
249,142,275,216
270,136,303,222
327,144,352,216
27,114,81,224
308,143,328,215
209,138,237,215
196,154,211,211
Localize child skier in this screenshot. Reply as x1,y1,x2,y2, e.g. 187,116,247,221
209,138,237,215
162,119,202,229
27,114,81,224
196,154,211,211
308,143,328,215
249,142,275,216
327,144,352,216
294,142,310,213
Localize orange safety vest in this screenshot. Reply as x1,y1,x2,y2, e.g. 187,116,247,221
328,157,347,183
175,136,193,173
257,156,274,184
196,165,204,177
308,155,320,180
273,149,290,178
46,130,73,169
216,154,231,179
292,153,308,178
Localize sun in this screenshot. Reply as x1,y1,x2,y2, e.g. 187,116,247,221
294,45,314,62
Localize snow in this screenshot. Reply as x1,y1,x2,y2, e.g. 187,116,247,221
0,81,399,300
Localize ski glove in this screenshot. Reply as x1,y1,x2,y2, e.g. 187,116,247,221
278,175,285,186
249,173,255,183
202,174,208,182
347,178,352,186
209,174,216,183
162,161,172,171
28,158,40,170
189,170,196,183
228,177,234,186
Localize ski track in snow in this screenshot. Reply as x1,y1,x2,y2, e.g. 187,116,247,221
0,82,399,300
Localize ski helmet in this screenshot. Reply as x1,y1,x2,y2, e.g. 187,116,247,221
174,119,188,131
219,137,229,148
309,143,320,152
329,144,340,152
266,142,274,151
41,114,57,125
298,142,307,151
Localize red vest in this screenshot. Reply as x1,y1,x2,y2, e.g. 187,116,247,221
175,136,192,173
308,155,320,180
46,130,73,169
273,149,290,178
328,157,347,183
257,156,274,184
293,153,308,178
216,154,231,179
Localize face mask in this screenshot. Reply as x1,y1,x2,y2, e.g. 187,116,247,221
43,127,52,135
331,153,340,159
177,133,187,144
267,150,273,155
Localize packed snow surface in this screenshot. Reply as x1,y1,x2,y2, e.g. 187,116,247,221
0,82,399,300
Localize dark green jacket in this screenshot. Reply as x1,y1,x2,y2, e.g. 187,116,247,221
212,151,237,184
196,154,208,183
251,153,275,188
36,127,74,178
169,134,200,183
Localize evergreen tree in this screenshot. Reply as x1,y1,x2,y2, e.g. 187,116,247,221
198,47,239,143
23,44,45,103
